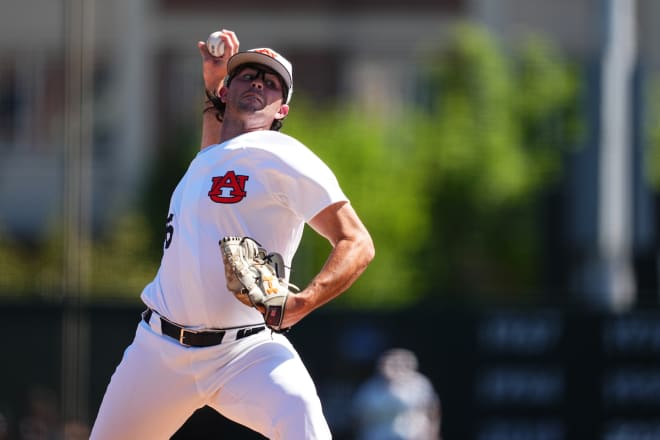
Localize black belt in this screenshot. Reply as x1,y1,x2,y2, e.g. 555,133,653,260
142,309,265,347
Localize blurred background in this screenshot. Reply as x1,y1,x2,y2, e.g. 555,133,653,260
1,0,660,438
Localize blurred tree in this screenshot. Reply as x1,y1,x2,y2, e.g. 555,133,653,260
0,219,65,296
0,223,32,293
0,213,157,299
140,127,201,262
284,103,431,308
285,24,582,308
415,23,582,303
89,213,157,298
647,78,660,191
0,23,583,307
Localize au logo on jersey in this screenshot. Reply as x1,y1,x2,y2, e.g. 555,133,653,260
208,171,249,203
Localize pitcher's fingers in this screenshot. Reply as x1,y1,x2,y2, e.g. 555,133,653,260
221,30,240,58
198,41,212,60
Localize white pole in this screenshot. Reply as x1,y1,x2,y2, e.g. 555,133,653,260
596,0,637,311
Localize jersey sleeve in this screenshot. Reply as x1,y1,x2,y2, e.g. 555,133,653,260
260,134,348,221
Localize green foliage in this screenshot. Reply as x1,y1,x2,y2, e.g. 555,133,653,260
647,78,660,190
283,24,582,308
140,127,201,260
0,22,584,308
414,24,582,300
284,103,431,308
0,225,35,293
0,220,66,296
89,213,158,297
0,214,158,299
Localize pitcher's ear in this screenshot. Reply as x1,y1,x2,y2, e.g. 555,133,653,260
275,104,289,120
219,86,228,103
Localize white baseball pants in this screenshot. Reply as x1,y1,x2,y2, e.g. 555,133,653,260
90,318,331,439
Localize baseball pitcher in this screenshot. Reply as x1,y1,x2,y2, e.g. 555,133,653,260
89,30,374,440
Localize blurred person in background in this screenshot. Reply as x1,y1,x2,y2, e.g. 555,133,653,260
351,348,441,440
16,385,61,440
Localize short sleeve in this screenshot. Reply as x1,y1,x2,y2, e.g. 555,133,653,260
253,133,348,221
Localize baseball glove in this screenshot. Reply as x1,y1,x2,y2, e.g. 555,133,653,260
219,236,299,332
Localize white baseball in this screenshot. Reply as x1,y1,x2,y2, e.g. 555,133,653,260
206,32,225,57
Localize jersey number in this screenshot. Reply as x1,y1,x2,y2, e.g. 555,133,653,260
164,213,174,249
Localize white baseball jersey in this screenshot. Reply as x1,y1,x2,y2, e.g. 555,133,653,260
140,130,348,329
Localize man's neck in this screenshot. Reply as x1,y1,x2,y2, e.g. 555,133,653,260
219,118,271,143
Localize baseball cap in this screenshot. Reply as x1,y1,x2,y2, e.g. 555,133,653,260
227,48,294,104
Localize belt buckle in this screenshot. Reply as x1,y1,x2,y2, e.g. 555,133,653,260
179,327,198,346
